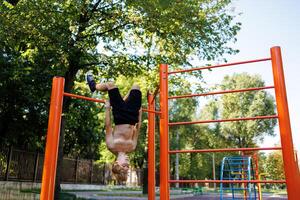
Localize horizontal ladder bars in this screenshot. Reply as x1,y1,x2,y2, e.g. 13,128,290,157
169,179,286,184
169,86,274,100
169,147,282,154
169,115,278,126
168,58,271,74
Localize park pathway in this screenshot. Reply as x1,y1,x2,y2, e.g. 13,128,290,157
69,191,287,200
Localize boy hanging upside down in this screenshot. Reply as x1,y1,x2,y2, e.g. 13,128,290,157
87,74,142,182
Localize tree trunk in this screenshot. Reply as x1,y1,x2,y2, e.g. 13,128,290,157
142,167,148,194
54,116,66,200
54,63,79,199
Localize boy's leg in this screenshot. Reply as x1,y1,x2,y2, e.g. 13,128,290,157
124,84,140,102
124,84,141,109
86,74,116,92
131,84,140,91
96,82,117,92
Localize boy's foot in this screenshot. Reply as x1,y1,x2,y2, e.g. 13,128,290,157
86,74,96,92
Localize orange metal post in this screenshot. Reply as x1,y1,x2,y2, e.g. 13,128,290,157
253,153,261,200
148,93,156,200
40,77,64,200
159,64,170,200
271,46,299,199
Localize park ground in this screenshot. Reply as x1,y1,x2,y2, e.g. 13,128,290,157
68,189,287,200
0,182,287,200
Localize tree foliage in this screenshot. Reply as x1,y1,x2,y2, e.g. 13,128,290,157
201,73,277,148
1,0,242,190
1,0,240,151
264,151,285,181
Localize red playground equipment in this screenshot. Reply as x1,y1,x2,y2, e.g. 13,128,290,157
40,46,300,200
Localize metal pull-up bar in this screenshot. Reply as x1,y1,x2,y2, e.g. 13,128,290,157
169,86,275,100
169,146,282,154
169,115,278,126
168,58,271,74
64,92,161,114
64,92,106,103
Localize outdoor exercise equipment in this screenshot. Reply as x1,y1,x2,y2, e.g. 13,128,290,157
41,46,300,200
258,173,268,200
220,156,258,199
39,79,159,200
159,46,300,200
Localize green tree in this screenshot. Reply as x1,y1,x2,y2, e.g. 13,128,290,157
202,73,277,148
182,73,278,182
265,151,285,181
168,76,199,182
1,0,241,195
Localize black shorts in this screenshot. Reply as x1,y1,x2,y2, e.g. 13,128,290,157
108,88,142,125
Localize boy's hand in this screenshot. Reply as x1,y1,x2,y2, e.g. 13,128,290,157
105,100,111,109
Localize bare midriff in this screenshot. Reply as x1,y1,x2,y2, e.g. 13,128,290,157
107,124,136,153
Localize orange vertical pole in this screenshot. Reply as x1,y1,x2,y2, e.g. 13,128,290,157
148,93,156,200
159,64,170,200
241,152,247,200
254,153,261,200
270,46,299,199
40,77,64,200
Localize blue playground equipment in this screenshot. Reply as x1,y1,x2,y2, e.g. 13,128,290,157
220,156,258,200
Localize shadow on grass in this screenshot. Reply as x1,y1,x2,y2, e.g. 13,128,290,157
21,189,87,200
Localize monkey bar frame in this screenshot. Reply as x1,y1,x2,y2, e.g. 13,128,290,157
40,79,159,200
159,46,300,200
41,46,299,200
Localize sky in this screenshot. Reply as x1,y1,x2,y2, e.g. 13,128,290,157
199,0,300,152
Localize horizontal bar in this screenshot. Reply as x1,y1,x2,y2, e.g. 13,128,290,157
169,86,274,100
169,179,286,184
169,115,278,126
64,92,105,103
169,147,282,154
64,93,160,114
142,109,161,115
222,188,251,190
168,58,271,74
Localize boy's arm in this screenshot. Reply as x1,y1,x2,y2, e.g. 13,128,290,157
105,100,112,134
105,101,114,151
132,109,142,149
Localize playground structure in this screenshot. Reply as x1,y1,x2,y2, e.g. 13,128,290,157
40,46,300,200
220,156,258,199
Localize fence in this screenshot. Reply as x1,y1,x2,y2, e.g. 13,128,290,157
0,147,142,186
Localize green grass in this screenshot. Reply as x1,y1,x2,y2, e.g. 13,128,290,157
62,187,142,192
261,188,287,195
20,189,87,200
96,193,147,197
108,187,142,191
58,193,86,200
20,186,142,193
20,188,40,194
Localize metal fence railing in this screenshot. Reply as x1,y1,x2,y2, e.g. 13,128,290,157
0,147,142,186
